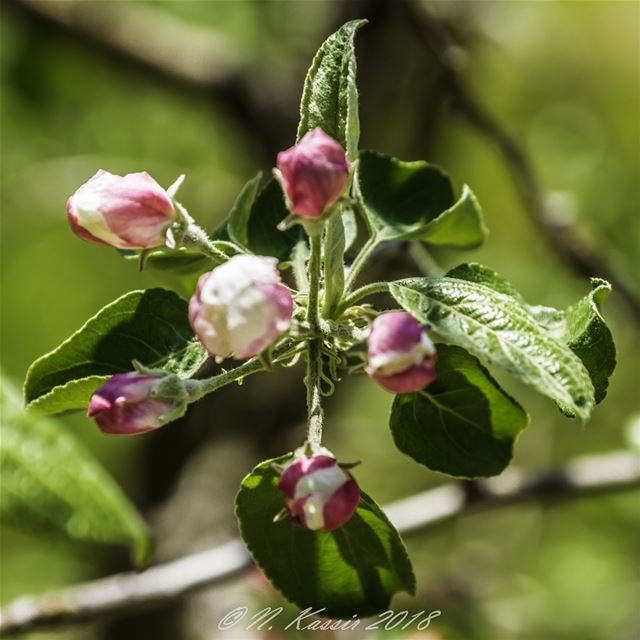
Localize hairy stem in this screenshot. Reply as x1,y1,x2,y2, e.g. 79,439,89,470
305,232,324,447
344,234,379,294
182,226,228,263
337,281,390,315
291,237,310,291
322,210,346,318
174,201,228,263
187,340,301,402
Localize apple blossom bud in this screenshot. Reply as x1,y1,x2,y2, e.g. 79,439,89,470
88,372,187,435
189,254,293,360
67,170,177,250
276,128,350,218
366,311,438,394
277,447,360,532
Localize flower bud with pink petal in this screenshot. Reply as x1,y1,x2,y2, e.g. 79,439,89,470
276,128,350,219
277,447,360,532
67,170,177,249
189,255,293,360
88,372,188,435
366,311,438,394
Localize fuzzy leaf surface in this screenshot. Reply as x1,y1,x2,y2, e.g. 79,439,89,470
297,20,366,161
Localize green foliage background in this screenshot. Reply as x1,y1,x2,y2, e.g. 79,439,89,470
1,1,638,639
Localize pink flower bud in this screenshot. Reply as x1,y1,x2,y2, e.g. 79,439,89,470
276,128,350,218
277,448,360,532
189,255,293,360
67,170,177,250
88,372,186,435
366,311,438,394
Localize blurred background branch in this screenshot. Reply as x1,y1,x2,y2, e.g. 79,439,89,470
13,0,241,88
401,0,640,320
2,450,638,635
6,0,296,157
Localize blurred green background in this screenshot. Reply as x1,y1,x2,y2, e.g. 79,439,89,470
1,1,639,639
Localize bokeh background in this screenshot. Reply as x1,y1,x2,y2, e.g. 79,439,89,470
1,1,639,639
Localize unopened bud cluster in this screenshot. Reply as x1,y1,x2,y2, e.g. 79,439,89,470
68,128,438,533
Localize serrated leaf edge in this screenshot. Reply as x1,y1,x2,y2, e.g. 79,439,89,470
25,375,110,413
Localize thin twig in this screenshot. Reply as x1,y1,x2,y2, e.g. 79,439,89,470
409,243,444,277
1,450,638,635
401,0,640,320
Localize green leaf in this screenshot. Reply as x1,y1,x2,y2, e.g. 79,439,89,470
342,207,358,251
445,263,565,335
28,376,113,415
297,19,367,161
389,275,595,420
246,178,302,261
139,249,216,275
24,288,207,414
119,249,218,301
1,381,152,566
418,186,488,248
227,171,263,249
119,245,225,274
322,212,346,316
562,278,616,405
447,264,615,405
291,237,310,291
390,345,528,478
236,456,415,618
355,151,487,248
445,262,520,297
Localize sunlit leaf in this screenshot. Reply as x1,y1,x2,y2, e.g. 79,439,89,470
447,264,616,407
390,275,595,419
297,19,367,161
25,289,206,414
356,151,487,248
